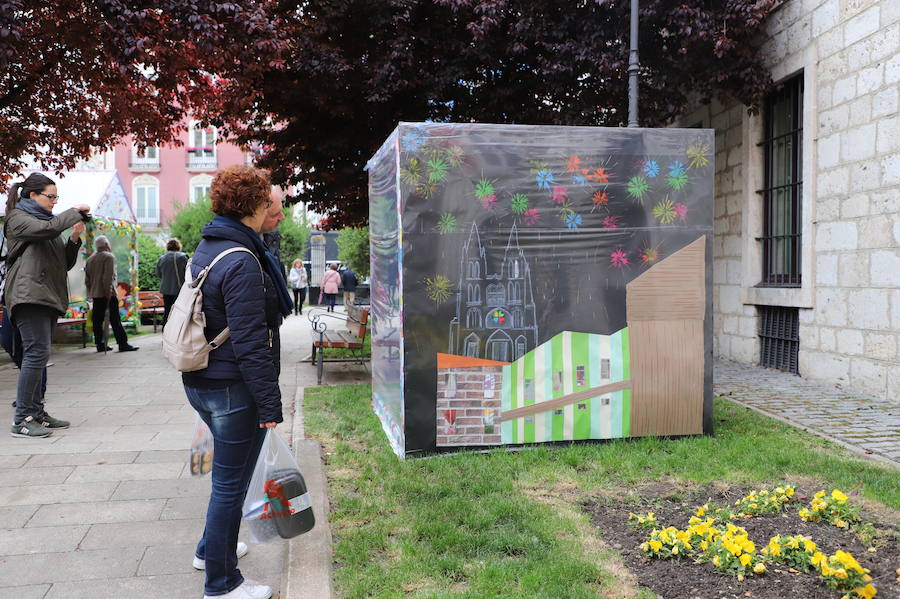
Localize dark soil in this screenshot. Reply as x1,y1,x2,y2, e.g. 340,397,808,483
584,484,900,599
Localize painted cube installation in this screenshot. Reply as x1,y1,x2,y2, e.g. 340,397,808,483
367,123,714,458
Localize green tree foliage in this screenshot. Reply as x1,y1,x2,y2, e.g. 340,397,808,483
279,207,311,266
137,234,165,291
167,199,214,254
336,227,370,279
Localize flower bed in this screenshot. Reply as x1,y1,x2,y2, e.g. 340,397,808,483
587,483,900,599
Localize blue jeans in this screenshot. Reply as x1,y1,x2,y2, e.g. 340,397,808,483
185,382,267,596
12,304,55,424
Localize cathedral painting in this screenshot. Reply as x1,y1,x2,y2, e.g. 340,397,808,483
368,122,714,458
448,224,538,362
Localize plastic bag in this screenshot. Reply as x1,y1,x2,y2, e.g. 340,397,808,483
189,413,213,476
242,429,315,542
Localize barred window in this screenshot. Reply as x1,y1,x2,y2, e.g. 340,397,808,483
759,74,803,286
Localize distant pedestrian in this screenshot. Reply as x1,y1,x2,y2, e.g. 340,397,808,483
3,173,89,438
341,265,358,310
288,259,307,315
321,263,341,312
155,238,188,326
85,235,139,353
181,165,286,599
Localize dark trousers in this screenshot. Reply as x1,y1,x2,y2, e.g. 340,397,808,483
162,294,177,326
324,293,336,312
92,296,129,348
184,382,267,596
291,288,306,315
1,308,47,403
12,304,56,423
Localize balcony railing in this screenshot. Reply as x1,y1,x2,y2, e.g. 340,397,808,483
129,159,161,172
136,214,160,226
186,153,218,171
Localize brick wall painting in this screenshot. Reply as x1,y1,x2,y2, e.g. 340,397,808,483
436,354,508,446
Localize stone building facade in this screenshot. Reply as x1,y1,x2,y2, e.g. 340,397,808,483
677,0,899,400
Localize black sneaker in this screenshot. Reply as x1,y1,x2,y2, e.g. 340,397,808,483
118,345,139,352
10,417,53,438
39,414,70,429
96,345,113,352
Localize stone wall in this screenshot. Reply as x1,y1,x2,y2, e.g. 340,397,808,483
678,0,900,401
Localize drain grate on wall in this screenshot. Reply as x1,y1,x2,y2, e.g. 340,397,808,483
758,306,799,374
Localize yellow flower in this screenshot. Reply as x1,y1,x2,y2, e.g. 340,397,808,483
700,541,708,551
649,540,662,552
814,490,826,499
640,542,650,552
712,555,721,567
834,568,849,579
831,489,848,504
811,552,827,569
737,574,745,582
672,545,679,555
739,554,752,567
753,562,766,574
697,504,707,516
853,584,877,599
835,519,848,529
804,540,817,553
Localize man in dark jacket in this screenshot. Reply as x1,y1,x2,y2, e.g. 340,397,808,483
155,238,189,325
341,266,358,310
84,236,138,353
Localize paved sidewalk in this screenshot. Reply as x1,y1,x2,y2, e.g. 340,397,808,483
0,312,326,599
715,359,900,469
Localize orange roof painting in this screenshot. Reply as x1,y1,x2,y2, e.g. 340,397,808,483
436,353,510,369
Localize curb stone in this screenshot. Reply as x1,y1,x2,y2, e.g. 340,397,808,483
285,386,335,599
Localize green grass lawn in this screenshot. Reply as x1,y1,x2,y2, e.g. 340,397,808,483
304,385,900,599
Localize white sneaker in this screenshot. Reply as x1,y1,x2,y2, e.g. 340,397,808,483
192,541,249,570
203,579,272,599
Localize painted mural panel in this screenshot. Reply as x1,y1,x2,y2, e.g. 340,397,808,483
367,123,713,457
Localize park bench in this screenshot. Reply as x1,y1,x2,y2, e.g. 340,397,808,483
308,304,370,385
138,291,166,332
0,305,87,349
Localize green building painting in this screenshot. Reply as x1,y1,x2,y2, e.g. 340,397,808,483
500,329,632,444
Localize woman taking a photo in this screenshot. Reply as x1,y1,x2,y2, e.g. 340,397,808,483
183,165,286,599
4,173,89,438
287,258,307,315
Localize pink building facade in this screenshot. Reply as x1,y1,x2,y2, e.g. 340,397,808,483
113,119,255,230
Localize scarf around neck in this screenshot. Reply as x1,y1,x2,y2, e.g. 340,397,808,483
15,198,54,221
209,215,294,318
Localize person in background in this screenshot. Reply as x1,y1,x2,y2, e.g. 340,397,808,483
156,238,189,325
184,166,289,599
85,235,139,353
321,263,341,312
3,173,88,438
259,186,292,375
341,264,358,311
287,259,307,315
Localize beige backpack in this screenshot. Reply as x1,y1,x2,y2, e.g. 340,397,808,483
161,247,262,372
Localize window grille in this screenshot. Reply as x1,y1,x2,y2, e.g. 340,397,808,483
758,74,803,287
758,306,799,374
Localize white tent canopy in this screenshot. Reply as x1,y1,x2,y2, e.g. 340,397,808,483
1,170,134,222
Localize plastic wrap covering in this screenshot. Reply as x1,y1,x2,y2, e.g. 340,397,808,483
367,130,405,457
368,123,714,457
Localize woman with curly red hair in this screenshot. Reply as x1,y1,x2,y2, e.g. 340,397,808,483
182,165,291,599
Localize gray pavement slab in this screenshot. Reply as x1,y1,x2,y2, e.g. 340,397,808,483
43,573,200,599
27,499,166,527
0,584,51,599
25,451,138,467
0,525,89,556
0,547,146,586
0,505,39,529
0,466,74,486
80,519,204,550
715,359,900,468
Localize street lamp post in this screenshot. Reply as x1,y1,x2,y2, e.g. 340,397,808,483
627,0,640,128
